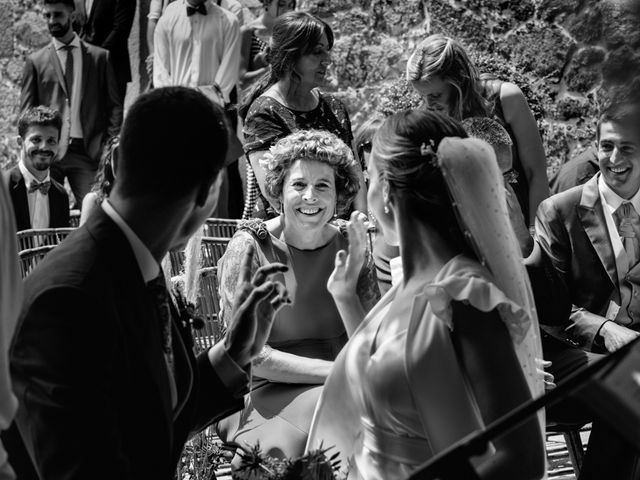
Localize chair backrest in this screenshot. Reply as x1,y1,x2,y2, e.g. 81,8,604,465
16,228,75,252
191,266,225,353
19,245,56,278
203,218,240,238
69,210,81,228
167,236,231,277
201,237,231,268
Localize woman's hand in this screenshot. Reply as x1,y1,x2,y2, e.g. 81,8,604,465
328,211,368,301
536,358,556,391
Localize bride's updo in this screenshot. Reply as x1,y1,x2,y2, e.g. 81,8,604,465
371,110,477,258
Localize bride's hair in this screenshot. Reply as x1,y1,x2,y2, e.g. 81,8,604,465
372,109,478,259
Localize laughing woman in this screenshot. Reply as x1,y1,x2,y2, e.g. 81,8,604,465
216,129,379,461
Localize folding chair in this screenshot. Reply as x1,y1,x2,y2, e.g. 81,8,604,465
16,227,75,251
203,218,240,238
546,422,590,476
19,245,57,278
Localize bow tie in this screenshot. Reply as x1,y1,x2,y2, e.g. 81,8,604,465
28,180,51,195
186,3,207,16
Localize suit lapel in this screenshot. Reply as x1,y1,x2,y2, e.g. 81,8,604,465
577,175,618,289
170,302,195,422
10,170,32,231
80,41,90,117
48,43,68,97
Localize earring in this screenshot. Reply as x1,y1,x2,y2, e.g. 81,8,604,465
384,204,389,214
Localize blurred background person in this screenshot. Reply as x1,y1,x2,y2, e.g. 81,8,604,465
407,34,549,226
240,11,367,219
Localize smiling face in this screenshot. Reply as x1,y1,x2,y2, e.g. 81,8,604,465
44,3,73,39
19,125,60,176
293,33,331,89
598,118,640,199
411,76,454,116
281,159,336,231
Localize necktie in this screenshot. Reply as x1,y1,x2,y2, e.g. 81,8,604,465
62,44,74,100
146,273,175,375
186,2,207,16
614,202,640,267
28,180,51,195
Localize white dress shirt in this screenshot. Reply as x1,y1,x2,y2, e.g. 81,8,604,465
148,0,244,25
598,173,640,321
18,161,51,229
85,0,94,16
52,34,84,140
153,0,241,102
101,199,248,409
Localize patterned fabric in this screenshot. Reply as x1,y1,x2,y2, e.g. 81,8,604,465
146,273,175,375
242,92,354,219
614,202,640,268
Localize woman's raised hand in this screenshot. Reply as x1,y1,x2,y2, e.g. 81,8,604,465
328,211,368,301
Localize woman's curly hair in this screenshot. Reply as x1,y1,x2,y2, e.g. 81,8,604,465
263,129,360,215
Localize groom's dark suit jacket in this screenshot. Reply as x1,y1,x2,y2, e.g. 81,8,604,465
4,166,70,232
8,209,244,479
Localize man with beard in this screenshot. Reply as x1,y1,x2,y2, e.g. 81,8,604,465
4,106,70,231
20,0,122,207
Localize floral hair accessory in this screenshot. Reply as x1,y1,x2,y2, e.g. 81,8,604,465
419,139,436,157
258,150,279,172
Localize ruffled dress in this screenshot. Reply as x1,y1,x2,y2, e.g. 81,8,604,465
307,255,532,479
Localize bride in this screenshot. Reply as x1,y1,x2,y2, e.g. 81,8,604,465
307,110,546,479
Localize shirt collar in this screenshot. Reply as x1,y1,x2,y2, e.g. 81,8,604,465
598,173,640,214
52,33,81,51
18,159,50,188
101,199,160,283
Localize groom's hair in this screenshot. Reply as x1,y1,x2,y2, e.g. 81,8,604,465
116,86,228,199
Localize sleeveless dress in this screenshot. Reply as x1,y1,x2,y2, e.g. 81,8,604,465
307,255,533,479
216,221,378,460
242,93,354,219
481,77,530,221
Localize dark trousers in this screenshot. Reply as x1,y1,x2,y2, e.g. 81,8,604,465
543,334,640,479
50,141,98,208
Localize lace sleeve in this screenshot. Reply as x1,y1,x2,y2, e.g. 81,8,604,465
217,232,262,327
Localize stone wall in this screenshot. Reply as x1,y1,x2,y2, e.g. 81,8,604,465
2,0,639,174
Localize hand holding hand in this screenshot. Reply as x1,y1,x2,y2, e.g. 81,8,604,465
328,211,368,301
224,244,289,367
601,321,640,353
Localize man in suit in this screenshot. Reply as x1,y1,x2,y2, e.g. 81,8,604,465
6,86,289,479
4,106,70,232
536,96,640,354
76,0,136,100
549,146,599,195
20,0,122,207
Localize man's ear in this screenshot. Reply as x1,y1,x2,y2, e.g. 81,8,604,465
16,136,23,148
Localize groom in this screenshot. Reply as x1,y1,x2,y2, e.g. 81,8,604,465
7,87,288,479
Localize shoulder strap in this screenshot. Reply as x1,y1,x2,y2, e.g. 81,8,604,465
237,219,283,265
